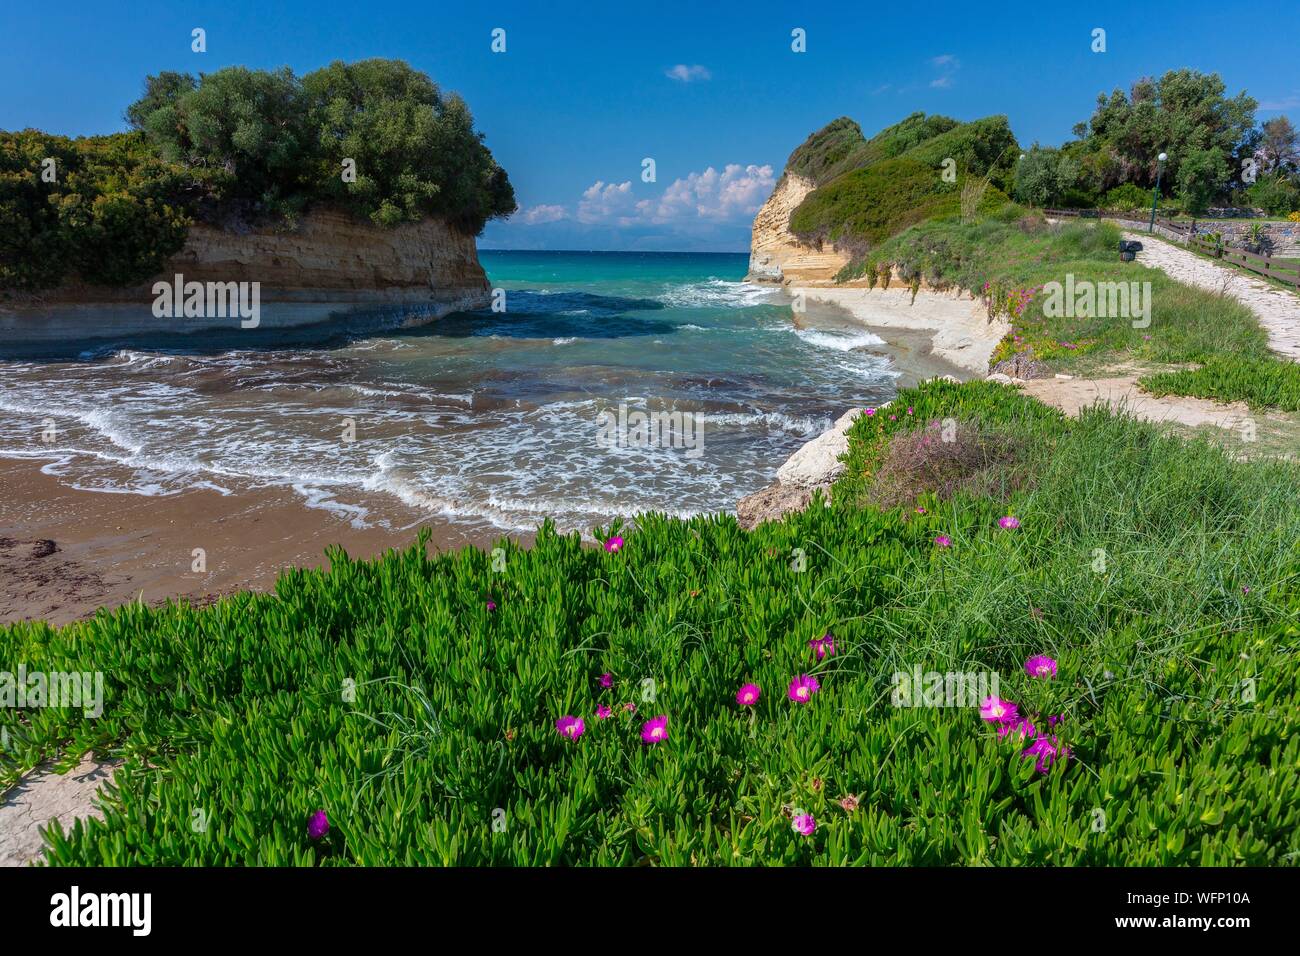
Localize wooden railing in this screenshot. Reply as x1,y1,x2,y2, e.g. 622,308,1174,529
1043,208,1300,289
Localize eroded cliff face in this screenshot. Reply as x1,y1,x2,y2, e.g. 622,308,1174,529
746,174,850,285
29,209,491,312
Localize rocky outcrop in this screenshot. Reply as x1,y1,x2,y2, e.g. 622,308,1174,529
736,406,870,529
746,174,850,285
15,208,491,310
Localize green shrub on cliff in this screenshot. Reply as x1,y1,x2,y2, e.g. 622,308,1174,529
1,59,515,292
301,59,515,232
128,59,516,233
0,130,193,291
790,156,1008,258
787,115,1017,256
784,112,963,187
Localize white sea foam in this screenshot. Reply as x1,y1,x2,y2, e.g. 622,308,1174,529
659,279,777,309
794,328,887,352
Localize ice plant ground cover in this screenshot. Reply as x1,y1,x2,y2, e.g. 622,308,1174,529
2,379,1298,865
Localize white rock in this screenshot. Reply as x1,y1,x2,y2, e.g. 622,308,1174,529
776,405,881,488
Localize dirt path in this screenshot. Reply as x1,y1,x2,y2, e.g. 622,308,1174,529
1122,230,1300,360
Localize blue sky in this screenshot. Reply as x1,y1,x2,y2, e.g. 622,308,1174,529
3,0,1297,251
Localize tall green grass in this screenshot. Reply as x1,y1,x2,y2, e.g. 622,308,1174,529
3,381,1297,865
843,215,1286,385
1141,356,1300,412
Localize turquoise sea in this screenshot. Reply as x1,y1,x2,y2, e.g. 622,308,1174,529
0,251,904,533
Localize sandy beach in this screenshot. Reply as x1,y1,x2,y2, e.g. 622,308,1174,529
0,457,516,627
790,284,1010,376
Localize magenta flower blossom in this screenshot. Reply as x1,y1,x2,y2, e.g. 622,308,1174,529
595,704,613,720
598,672,613,688
623,702,637,714
934,535,952,548
979,695,1019,724
809,633,836,661
556,715,585,740
1024,655,1058,679
307,809,329,841
792,813,816,836
865,407,877,417
997,717,1037,742
604,536,624,553
1047,713,1064,729
486,599,497,612
915,506,926,515
736,683,761,706
1242,586,1250,595
1022,734,1068,774
907,407,914,415
641,715,669,744
998,516,1021,530
788,674,821,703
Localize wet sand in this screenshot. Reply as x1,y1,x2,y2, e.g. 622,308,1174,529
0,458,520,627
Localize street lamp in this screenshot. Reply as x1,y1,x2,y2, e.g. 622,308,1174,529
1148,151,1168,233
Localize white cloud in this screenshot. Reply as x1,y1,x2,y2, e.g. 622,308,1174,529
644,164,776,223
487,164,776,251
577,180,640,225
665,64,711,83
517,204,568,225
1260,92,1300,110
928,54,960,89
570,165,775,227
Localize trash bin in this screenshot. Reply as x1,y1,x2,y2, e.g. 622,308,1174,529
1118,239,1142,261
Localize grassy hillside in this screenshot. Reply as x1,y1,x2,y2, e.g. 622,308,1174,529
785,113,1018,258
4,379,1297,866
843,209,1300,409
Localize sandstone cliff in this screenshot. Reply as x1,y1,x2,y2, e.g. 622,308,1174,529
20,209,491,314
746,174,850,285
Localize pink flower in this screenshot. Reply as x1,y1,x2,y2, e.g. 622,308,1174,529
1022,734,1068,774
839,794,859,812
915,506,926,514
641,715,668,744
792,813,816,836
907,407,914,415
623,702,637,714
1047,713,1064,728
865,407,877,417
998,516,1021,530
979,696,1018,724
788,675,821,703
556,715,585,740
809,633,836,661
598,672,613,688
595,704,613,720
486,599,497,612
1241,586,1250,595
307,809,329,841
736,683,761,706
1024,655,1057,679
998,717,1037,742
604,536,624,553
934,535,952,548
